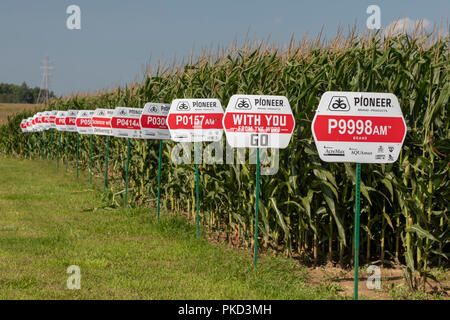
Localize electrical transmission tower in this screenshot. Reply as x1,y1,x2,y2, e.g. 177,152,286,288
36,56,54,105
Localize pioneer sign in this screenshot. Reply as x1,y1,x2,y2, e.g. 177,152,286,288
140,102,171,140
92,109,114,136
65,110,79,132
223,95,295,148
167,98,224,142
76,110,94,135
311,91,406,163
55,111,68,131
111,107,142,138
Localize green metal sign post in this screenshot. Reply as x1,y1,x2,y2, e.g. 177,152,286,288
38,132,42,159
353,163,362,300
254,148,261,266
156,140,163,221
48,131,53,160
104,136,110,189
89,135,93,184
124,138,131,208
194,142,200,239
65,133,69,172
76,134,80,179
56,132,61,169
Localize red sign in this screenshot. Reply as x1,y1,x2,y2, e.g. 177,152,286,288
65,117,76,126
92,117,111,128
166,113,223,130
111,117,141,130
56,117,65,126
76,118,92,127
140,115,168,130
223,112,294,134
313,115,406,143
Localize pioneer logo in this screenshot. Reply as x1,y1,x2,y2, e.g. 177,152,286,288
177,101,190,111
235,98,251,110
328,96,350,111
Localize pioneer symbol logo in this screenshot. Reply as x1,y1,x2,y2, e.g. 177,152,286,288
119,109,127,116
149,105,159,113
235,98,251,110
98,111,105,116
177,101,190,111
328,96,350,111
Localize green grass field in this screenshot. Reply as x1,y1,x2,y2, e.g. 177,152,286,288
0,157,349,299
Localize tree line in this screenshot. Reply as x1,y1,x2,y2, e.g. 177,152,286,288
0,82,55,104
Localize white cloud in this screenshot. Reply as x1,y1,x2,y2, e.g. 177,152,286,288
384,17,433,37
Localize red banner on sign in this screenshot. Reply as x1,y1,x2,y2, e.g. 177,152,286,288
223,112,294,133
65,117,76,126
140,115,168,130
167,113,223,130
111,117,141,130
313,115,406,143
92,117,111,128
76,118,92,127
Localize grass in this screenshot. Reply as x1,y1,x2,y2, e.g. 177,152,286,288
0,103,40,125
0,156,347,299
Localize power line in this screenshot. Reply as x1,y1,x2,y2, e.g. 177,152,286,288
36,56,54,105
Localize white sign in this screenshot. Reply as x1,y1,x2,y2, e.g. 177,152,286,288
140,102,171,140
65,110,79,132
223,95,295,148
76,110,94,135
20,119,28,132
111,107,142,138
55,111,68,131
49,110,58,129
92,109,114,136
41,111,52,130
167,98,224,142
311,91,407,163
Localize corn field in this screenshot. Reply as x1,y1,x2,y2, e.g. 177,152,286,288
1,32,449,289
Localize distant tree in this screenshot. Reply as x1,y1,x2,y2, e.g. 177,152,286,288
0,82,55,103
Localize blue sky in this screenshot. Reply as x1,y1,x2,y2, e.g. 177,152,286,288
0,0,448,95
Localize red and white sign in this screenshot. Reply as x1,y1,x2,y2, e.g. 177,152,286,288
49,110,58,129
76,110,94,135
140,102,171,140
311,91,407,163
26,117,33,132
167,98,223,142
20,119,27,132
111,107,142,138
34,112,44,131
223,95,295,148
65,110,79,132
41,111,51,130
92,108,114,136
55,111,68,131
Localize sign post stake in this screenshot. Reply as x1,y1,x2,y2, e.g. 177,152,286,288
104,136,110,189
38,131,42,159
124,138,131,208
157,140,163,221
76,134,80,179
65,133,69,172
353,163,362,299
48,131,53,160
254,148,260,266
32,133,35,159
27,135,31,159
89,134,93,184
195,142,200,239
57,132,61,169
